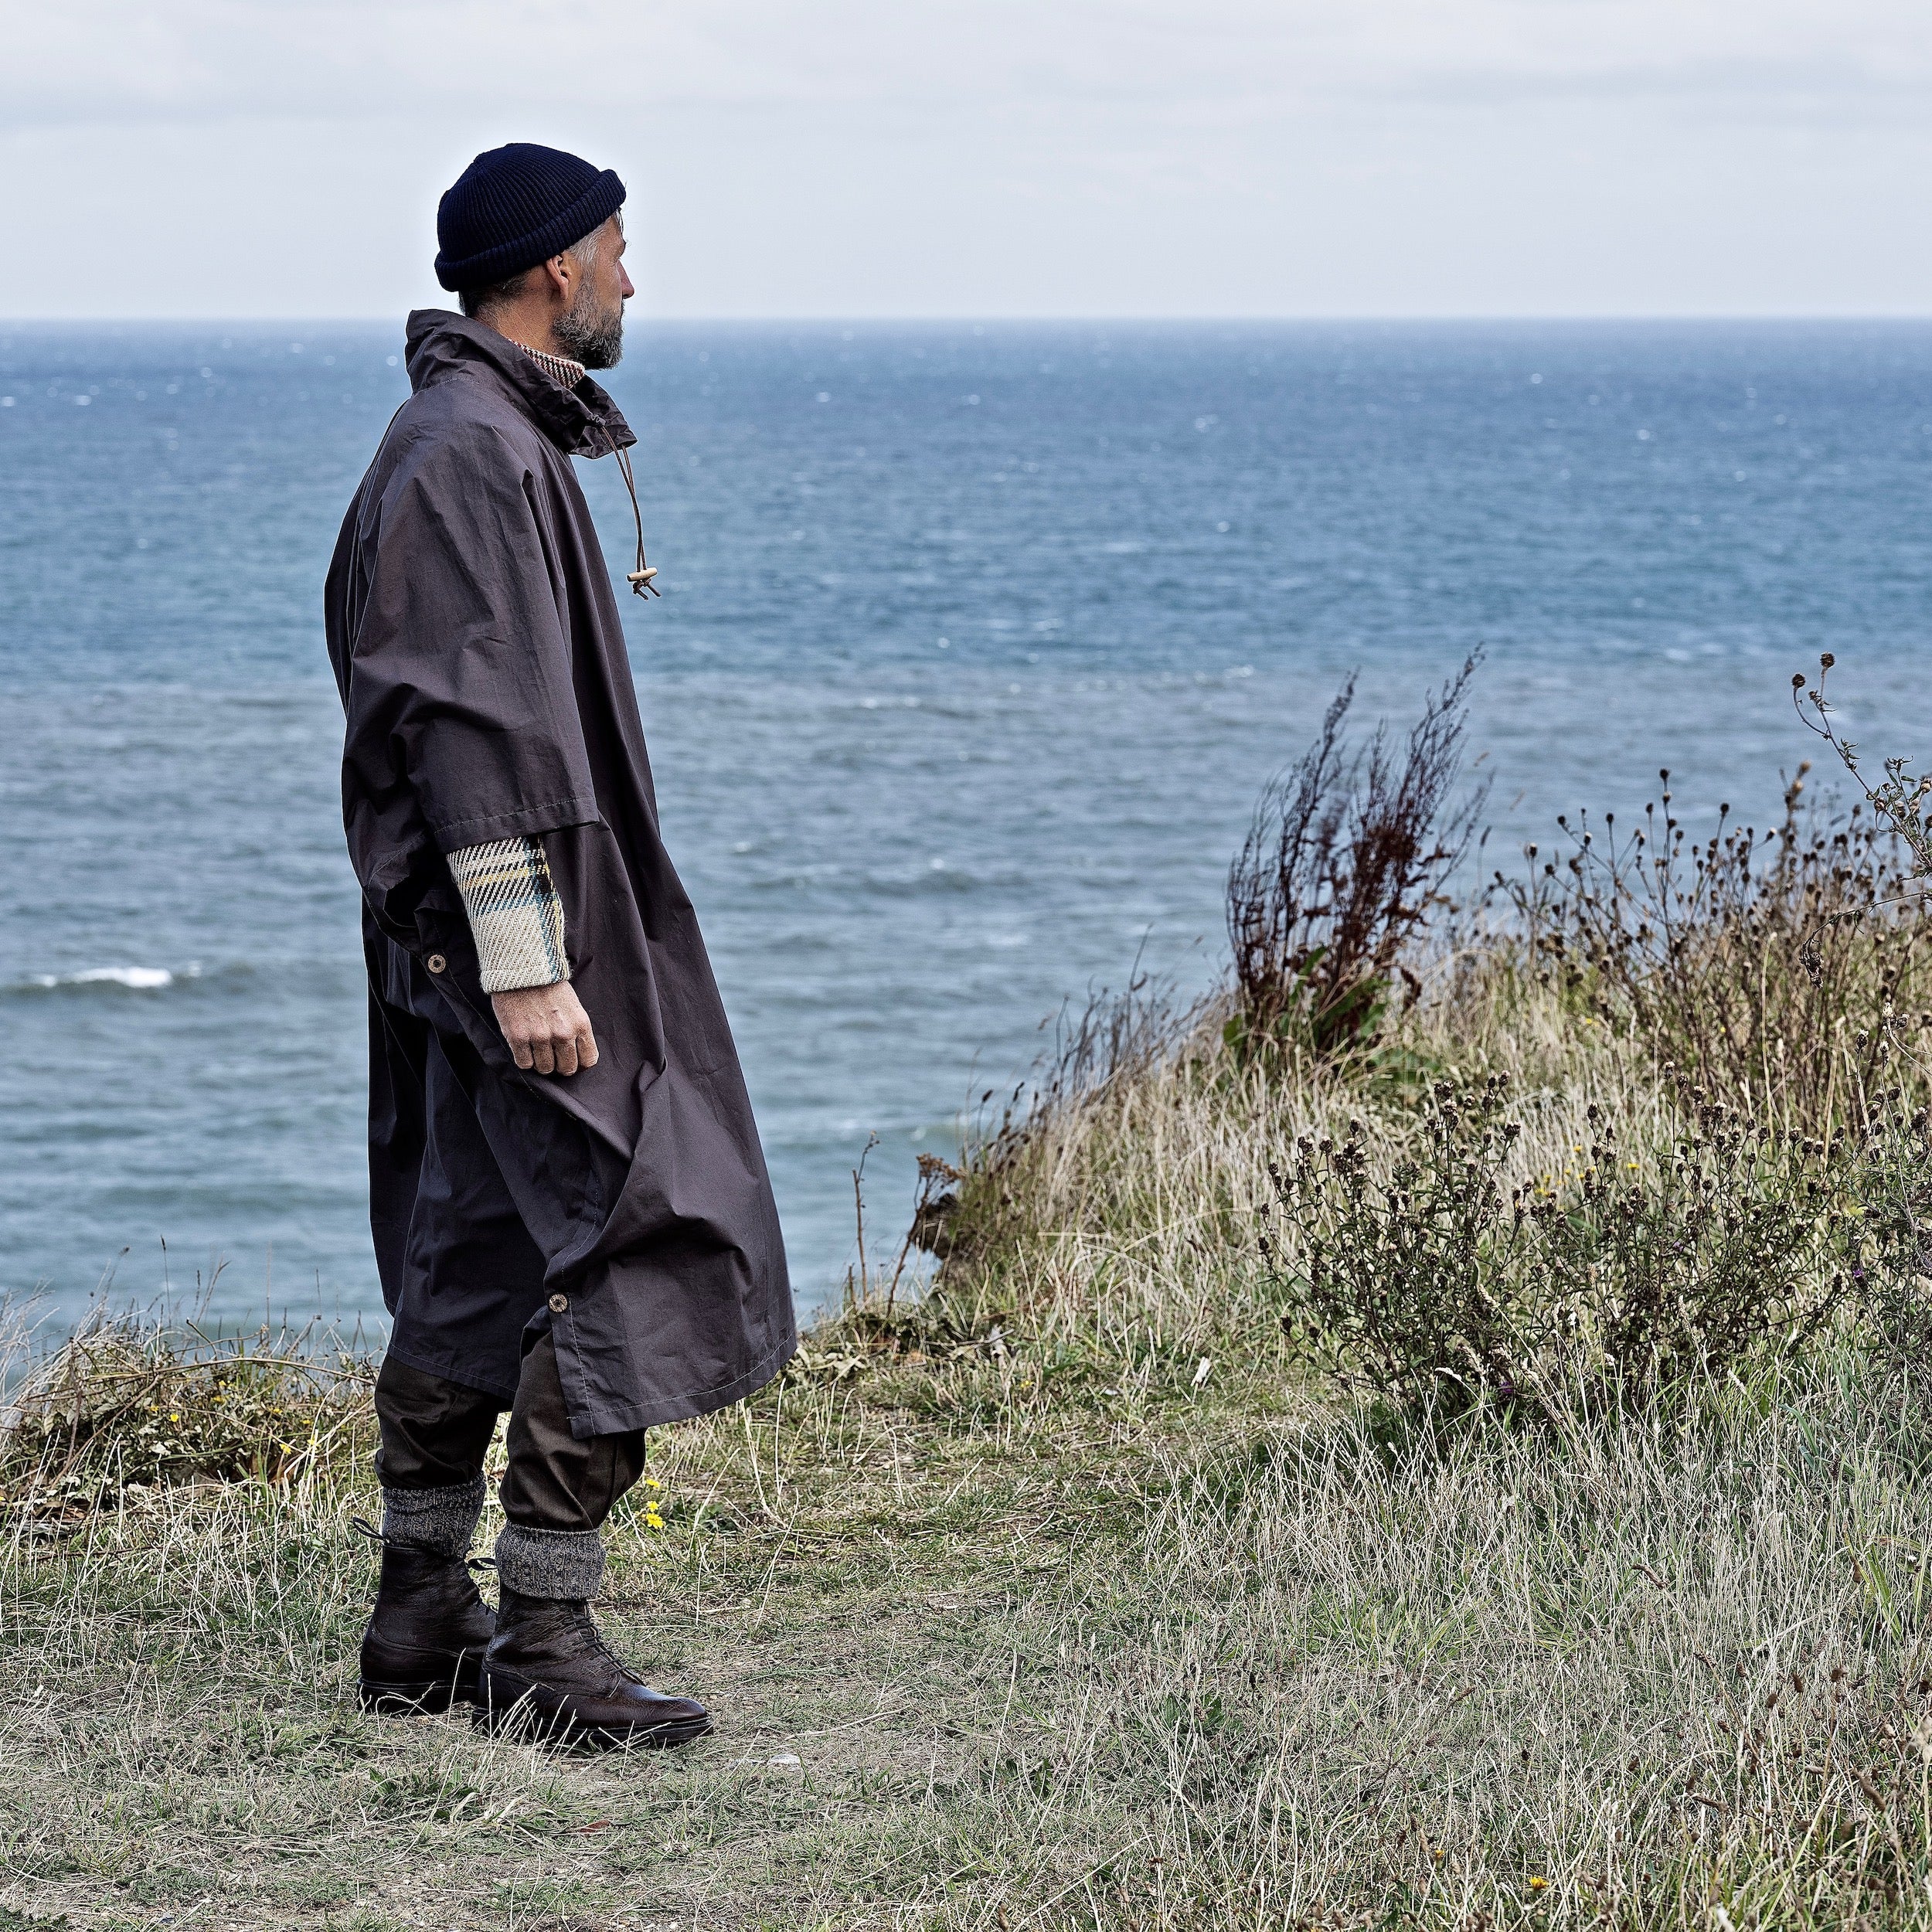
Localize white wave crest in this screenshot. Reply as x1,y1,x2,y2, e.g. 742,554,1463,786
31,966,176,990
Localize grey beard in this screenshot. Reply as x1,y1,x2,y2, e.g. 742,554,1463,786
556,296,624,370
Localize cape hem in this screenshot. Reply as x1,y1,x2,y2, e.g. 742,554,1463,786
559,1325,801,1440
430,793,603,852
378,1336,522,1405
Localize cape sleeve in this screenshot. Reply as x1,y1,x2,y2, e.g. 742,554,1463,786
340,421,602,919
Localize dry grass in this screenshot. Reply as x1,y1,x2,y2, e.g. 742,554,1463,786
5,1296,1932,1929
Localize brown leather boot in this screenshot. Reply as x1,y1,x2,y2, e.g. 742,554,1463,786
478,1588,712,1749
355,1479,495,1714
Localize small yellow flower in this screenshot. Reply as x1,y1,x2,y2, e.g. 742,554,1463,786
1529,1876,1548,1891
644,1510,665,1530
644,1476,663,1489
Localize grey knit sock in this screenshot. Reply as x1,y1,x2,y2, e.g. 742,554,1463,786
379,1474,485,1558
495,1523,606,1600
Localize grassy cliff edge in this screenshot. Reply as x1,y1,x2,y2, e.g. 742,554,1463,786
9,710,1932,1928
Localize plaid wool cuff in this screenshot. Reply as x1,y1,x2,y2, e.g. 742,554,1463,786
446,836,570,993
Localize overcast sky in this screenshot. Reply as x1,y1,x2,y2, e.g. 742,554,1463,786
2,0,1927,318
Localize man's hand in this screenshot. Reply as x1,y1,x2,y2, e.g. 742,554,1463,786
491,981,599,1076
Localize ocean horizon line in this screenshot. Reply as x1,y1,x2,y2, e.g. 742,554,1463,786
5,311,1932,330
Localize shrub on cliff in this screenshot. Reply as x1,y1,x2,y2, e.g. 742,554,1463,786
1262,1070,1855,1416
1224,655,1488,1060
935,658,1932,1420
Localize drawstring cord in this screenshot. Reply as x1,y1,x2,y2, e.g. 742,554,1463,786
604,428,659,598
502,338,661,597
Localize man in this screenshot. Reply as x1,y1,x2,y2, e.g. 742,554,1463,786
323,142,795,1749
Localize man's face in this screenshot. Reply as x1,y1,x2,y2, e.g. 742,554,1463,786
556,216,634,369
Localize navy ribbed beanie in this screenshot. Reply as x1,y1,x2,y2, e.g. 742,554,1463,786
434,143,626,293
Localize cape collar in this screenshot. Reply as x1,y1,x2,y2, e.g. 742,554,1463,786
402,309,634,458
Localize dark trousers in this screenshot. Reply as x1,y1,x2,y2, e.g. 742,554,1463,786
374,1331,647,1534
364,926,645,1535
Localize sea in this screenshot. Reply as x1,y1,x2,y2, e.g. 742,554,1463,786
2,320,1929,1335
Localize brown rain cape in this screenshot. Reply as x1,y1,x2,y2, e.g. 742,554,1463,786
323,310,794,1437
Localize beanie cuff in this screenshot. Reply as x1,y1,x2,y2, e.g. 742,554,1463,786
434,168,625,292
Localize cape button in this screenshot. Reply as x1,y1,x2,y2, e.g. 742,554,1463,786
549,1294,570,1315
425,953,447,975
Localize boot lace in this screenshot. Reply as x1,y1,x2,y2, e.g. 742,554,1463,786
351,1518,489,1604
557,1600,645,1687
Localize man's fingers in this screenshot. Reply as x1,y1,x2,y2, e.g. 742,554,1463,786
491,987,595,1077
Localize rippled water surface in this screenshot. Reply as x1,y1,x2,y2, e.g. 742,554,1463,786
2,320,1928,1328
